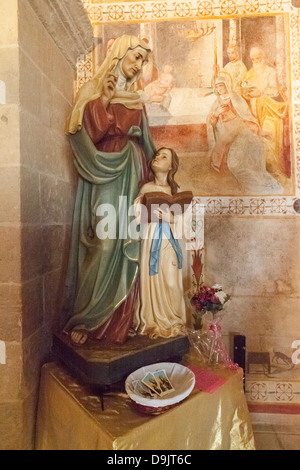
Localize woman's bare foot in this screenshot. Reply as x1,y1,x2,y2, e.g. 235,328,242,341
70,330,89,345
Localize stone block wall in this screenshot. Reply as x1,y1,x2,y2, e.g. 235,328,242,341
0,0,23,450
19,0,76,449
0,0,93,450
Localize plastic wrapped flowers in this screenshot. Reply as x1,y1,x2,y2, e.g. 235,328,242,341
188,285,238,370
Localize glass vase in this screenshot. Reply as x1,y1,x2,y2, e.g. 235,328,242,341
187,312,239,370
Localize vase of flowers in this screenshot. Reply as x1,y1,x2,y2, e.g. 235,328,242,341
187,285,238,370
190,284,230,331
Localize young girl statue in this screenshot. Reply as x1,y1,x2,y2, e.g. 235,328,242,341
133,148,191,339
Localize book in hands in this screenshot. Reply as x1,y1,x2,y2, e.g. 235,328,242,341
141,191,193,223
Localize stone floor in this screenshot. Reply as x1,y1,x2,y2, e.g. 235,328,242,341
251,413,300,450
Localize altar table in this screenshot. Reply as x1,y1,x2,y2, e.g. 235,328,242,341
35,362,255,451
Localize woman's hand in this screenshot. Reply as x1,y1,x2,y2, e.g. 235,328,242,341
215,104,230,116
153,208,175,224
102,70,118,106
210,104,229,124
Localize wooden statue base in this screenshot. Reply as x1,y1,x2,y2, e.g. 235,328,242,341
53,333,190,389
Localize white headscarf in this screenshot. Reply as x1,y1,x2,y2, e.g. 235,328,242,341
66,36,151,134
212,74,259,126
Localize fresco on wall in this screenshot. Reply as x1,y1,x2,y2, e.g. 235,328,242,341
85,14,293,197
77,1,300,403
246,335,300,406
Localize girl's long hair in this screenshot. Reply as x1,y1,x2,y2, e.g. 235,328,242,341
149,147,180,195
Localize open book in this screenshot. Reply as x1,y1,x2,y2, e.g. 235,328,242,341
141,191,193,223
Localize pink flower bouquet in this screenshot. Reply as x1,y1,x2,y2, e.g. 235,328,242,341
190,285,230,330
188,285,238,370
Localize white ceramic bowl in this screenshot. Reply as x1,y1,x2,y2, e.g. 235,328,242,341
125,362,195,414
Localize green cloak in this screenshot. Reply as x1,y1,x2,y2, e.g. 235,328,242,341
62,113,155,332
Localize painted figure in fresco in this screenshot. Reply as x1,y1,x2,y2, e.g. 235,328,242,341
144,64,175,106
242,46,288,180
63,35,156,345
207,76,283,194
223,45,248,96
133,148,190,339
214,45,247,96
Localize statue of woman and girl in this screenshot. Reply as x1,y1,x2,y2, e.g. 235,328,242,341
62,35,190,346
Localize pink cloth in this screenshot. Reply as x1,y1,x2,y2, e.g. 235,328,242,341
188,365,228,394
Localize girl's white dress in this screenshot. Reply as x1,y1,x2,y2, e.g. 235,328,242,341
133,183,190,339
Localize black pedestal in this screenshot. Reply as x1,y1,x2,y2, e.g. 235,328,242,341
53,333,190,388
233,335,246,372
234,335,246,390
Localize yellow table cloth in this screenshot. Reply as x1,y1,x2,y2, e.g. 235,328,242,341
35,362,255,450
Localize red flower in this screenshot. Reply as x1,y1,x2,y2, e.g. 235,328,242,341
191,286,223,312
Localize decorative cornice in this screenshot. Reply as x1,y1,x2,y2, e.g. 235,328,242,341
27,0,94,69
80,0,295,24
